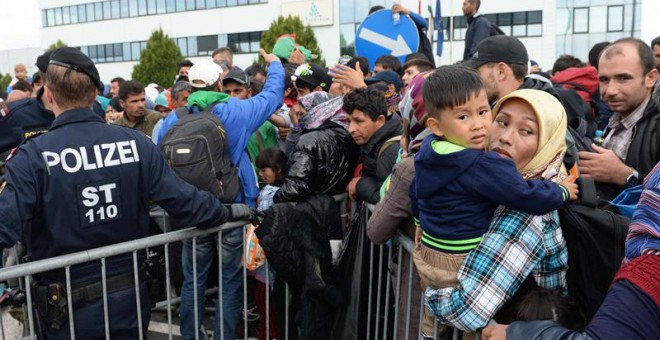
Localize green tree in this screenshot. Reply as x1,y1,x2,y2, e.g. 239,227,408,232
132,29,183,87
47,39,68,51
259,15,325,66
0,73,12,91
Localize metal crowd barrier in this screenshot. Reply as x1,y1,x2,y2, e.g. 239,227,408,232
0,197,471,340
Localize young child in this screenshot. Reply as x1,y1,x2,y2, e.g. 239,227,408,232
255,147,287,211
253,147,286,340
409,66,577,336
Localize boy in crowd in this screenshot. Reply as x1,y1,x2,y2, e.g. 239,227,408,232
409,65,577,336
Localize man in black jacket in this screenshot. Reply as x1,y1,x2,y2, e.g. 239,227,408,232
578,38,660,200
343,88,401,204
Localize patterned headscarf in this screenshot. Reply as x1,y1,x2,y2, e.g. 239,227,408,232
491,89,568,182
299,93,348,130
625,162,660,260
399,71,432,153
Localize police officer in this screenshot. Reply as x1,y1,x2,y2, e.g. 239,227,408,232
0,51,106,154
0,47,252,338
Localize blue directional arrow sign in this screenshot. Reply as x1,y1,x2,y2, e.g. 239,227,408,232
355,9,420,70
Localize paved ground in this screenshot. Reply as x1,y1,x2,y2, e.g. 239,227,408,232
0,305,259,339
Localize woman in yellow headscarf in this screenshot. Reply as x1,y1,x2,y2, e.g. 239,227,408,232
424,89,572,334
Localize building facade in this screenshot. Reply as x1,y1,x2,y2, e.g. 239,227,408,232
37,0,651,83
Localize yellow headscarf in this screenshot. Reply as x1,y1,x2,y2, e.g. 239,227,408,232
492,89,568,181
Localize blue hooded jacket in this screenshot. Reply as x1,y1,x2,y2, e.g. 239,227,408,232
157,62,285,207
409,136,567,252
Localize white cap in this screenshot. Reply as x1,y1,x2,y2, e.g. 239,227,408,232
188,59,222,89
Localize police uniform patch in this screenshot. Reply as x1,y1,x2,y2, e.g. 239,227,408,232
77,178,122,227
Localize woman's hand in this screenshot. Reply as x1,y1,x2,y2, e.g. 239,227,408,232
482,324,508,340
559,175,579,201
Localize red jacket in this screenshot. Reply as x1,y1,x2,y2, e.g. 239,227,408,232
551,66,599,106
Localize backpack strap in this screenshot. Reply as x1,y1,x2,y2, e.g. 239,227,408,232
378,135,402,160
174,106,190,119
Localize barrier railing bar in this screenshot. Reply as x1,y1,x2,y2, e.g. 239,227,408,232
375,245,384,340
418,291,424,340
25,275,35,340
164,243,173,340
285,283,289,340
392,243,403,339
243,229,248,340
366,241,374,340
404,251,413,340
383,244,393,339
266,259,270,340
65,266,75,340
218,231,224,340
0,222,247,282
133,251,144,340
192,237,199,340
101,258,110,340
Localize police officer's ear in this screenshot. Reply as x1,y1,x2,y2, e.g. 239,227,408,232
43,85,56,110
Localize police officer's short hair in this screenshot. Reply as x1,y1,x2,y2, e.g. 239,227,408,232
45,64,97,109
118,80,145,101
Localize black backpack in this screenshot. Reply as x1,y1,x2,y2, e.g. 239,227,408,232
555,81,600,119
160,105,241,203
558,202,630,322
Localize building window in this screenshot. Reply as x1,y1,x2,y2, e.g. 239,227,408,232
86,3,96,21
95,2,104,21
607,5,624,32
176,0,186,11
62,7,71,25
573,7,589,34
186,0,195,10
46,9,55,27
156,0,167,14
42,10,48,27
138,0,148,15
148,0,157,14
206,0,216,8
197,35,218,56
121,0,129,17
177,37,188,56
112,0,121,18
70,6,79,23
103,1,112,20
196,0,206,9
166,0,176,12
78,5,87,23
54,7,63,26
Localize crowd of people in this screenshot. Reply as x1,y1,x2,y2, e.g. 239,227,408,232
0,2,659,340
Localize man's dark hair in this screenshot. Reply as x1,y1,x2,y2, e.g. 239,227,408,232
245,64,267,78
423,65,485,118
118,80,145,100
249,79,264,95
12,80,32,93
603,38,656,75
294,78,317,92
346,56,370,77
284,62,299,90
483,62,527,81
255,147,287,174
212,47,233,58
368,5,384,14
375,55,402,75
552,55,585,74
588,41,610,69
110,77,125,85
651,36,660,49
178,59,194,69
469,0,481,10
342,87,388,121
403,59,435,73
405,52,431,63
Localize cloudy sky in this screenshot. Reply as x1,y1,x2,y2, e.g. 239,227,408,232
0,0,41,50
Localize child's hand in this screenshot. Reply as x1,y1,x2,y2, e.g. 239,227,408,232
560,175,579,201
415,227,422,245
482,324,509,340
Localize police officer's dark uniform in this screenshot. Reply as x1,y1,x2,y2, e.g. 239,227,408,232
0,48,244,339
0,51,106,155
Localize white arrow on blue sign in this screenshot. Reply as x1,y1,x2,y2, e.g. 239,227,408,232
355,9,420,70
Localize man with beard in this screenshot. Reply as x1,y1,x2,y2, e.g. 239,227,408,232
112,80,162,137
